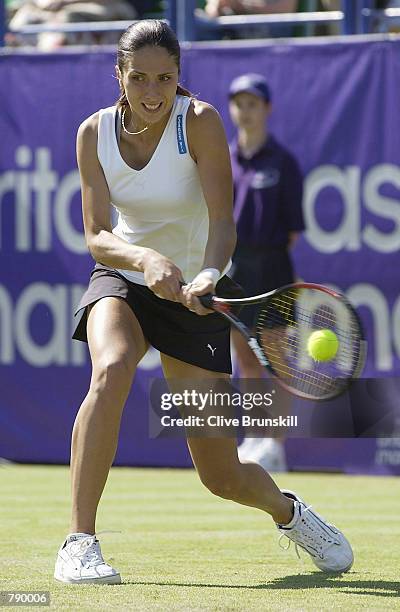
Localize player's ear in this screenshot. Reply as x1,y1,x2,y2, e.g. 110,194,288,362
115,65,122,84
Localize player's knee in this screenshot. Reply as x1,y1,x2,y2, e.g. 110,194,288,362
200,472,240,500
91,352,136,394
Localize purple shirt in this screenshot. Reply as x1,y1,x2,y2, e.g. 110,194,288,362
230,135,305,247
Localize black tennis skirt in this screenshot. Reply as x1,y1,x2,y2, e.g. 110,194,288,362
73,263,244,374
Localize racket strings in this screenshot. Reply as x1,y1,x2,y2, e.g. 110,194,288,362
255,330,336,389
255,287,363,400
264,322,359,364
261,342,339,388
288,319,360,367
271,298,351,334
265,361,338,392
262,312,357,346
257,332,349,396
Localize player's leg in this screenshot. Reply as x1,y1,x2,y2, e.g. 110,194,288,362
71,296,148,535
232,328,264,378
55,296,148,585
161,354,354,573
189,436,293,523
160,354,293,524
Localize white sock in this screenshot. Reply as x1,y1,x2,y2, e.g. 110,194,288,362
66,532,93,542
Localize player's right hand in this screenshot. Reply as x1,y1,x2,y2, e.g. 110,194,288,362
142,250,184,302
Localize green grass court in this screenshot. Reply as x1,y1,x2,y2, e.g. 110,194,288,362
1,465,399,610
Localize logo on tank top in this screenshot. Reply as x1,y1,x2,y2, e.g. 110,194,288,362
176,114,187,154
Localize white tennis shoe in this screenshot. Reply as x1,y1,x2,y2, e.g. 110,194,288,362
54,533,121,584
276,490,354,573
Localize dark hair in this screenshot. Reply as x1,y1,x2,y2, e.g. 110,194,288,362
116,20,192,109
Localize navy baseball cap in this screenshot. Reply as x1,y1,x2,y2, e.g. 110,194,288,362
229,73,271,103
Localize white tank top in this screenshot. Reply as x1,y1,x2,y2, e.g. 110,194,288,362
97,95,230,286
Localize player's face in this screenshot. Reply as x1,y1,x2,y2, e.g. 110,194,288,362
117,45,179,125
229,92,271,131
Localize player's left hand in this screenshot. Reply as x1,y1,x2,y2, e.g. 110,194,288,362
180,270,218,315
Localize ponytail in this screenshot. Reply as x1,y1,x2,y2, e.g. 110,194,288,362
177,84,194,98
116,89,128,111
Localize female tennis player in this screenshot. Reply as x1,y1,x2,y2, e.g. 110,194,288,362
54,20,353,584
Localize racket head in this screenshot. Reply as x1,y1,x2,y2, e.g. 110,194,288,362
254,283,366,401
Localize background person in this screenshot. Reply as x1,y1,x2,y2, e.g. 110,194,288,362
228,73,305,471
7,0,139,48
202,0,298,38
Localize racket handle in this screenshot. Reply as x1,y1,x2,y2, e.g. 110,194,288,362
179,282,215,309
198,293,215,309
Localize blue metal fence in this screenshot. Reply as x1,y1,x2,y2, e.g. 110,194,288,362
1,0,400,46
0,0,5,47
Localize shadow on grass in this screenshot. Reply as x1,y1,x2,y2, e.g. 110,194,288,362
122,574,400,598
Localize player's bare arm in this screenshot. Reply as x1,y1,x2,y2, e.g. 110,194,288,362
77,114,183,301
183,100,237,314
188,100,236,272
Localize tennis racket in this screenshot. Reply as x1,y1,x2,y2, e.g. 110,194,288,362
199,282,366,401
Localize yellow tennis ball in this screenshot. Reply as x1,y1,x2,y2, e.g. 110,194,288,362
307,329,339,362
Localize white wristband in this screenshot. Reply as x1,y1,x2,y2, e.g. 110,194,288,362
192,267,220,287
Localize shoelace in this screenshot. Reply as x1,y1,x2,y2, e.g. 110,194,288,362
278,504,337,560
69,530,121,569
77,537,103,569
278,533,302,560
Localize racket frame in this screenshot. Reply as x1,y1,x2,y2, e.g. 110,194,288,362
199,282,366,401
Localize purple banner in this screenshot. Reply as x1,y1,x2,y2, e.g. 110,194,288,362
1,38,399,472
